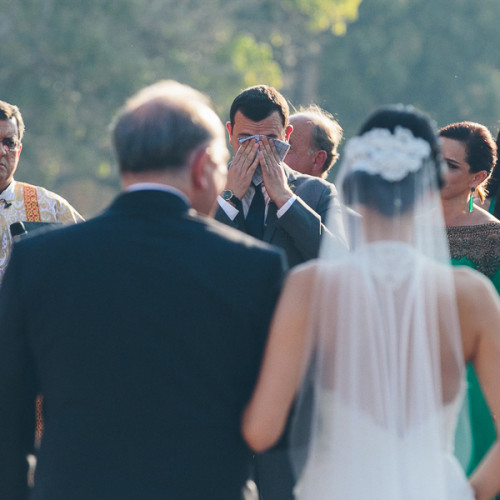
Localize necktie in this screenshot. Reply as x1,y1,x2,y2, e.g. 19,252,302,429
246,183,265,239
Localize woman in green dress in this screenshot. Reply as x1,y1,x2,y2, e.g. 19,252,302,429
439,121,500,486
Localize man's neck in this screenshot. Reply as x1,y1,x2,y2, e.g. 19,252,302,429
124,182,190,205
0,181,13,196
121,171,188,191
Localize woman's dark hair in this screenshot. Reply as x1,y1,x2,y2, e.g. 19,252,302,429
439,121,497,202
342,105,443,217
488,129,500,218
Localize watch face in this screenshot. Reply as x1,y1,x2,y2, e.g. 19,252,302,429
222,190,233,201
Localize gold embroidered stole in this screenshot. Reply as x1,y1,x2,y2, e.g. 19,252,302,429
19,182,42,222
17,183,44,444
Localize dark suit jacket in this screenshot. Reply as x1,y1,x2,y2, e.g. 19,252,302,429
0,190,286,500
215,164,346,268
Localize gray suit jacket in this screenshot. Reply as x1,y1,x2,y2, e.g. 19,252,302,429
215,164,346,267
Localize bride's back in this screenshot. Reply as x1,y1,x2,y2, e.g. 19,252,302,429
309,248,463,431
293,252,471,500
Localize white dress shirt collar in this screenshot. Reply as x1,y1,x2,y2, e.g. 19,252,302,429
0,180,16,199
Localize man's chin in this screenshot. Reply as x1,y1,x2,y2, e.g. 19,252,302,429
0,176,12,193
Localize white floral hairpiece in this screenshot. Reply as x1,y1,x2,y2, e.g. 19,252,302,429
342,126,432,181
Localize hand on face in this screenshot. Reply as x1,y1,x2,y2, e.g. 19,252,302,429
258,137,293,208
225,111,293,207
225,138,259,199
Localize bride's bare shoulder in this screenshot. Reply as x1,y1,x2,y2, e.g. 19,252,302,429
283,261,318,293
289,260,318,276
280,260,335,302
286,259,335,288
453,266,493,298
452,266,500,331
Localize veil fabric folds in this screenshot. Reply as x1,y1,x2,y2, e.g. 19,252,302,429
290,126,473,499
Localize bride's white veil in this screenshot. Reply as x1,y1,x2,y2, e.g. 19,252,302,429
290,106,469,499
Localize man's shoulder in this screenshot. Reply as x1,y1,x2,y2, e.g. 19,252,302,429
283,164,337,194
282,165,337,213
33,183,78,207
17,181,66,201
15,180,84,221
93,201,285,262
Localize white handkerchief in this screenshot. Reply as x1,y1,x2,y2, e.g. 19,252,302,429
238,135,290,162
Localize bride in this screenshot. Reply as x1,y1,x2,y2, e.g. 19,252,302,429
242,106,500,499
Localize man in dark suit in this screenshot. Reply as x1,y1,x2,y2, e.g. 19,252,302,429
0,80,286,500
215,85,346,269
215,85,345,499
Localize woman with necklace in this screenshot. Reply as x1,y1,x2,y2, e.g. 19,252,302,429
440,121,500,491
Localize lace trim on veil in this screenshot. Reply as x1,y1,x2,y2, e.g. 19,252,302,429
356,241,420,289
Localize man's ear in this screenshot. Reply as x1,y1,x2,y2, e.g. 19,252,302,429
285,124,293,141
312,150,327,176
226,121,232,139
190,148,210,190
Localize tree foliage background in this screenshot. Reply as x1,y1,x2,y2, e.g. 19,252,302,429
2,0,500,217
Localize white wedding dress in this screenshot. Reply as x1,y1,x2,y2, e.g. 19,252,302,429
291,243,474,500
289,125,476,500
294,388,474,499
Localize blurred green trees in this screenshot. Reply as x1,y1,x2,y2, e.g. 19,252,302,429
316,0,500,159
2,0,500,215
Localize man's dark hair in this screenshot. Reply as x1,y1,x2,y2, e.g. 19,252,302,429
0,100,25,142
229,85,289,129
111,81,218,173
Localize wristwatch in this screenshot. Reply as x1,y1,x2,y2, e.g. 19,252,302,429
221,190,241,207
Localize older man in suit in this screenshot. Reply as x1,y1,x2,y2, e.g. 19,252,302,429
0,81,286,500
286,104,343,179
215,85,345,269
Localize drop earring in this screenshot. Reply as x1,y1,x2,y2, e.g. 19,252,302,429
468,187,475,213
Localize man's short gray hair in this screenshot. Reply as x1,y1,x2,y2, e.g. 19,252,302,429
111,80,221,173
293,104,343,175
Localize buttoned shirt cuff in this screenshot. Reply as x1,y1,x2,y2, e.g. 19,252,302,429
276,194,297,218
217,195,239,221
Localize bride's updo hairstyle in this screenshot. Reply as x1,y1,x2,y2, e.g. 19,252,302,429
341,105,443,217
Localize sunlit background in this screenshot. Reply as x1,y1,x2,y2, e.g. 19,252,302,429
3,0,500,217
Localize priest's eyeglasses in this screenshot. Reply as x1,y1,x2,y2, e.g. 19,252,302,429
0,137,20,153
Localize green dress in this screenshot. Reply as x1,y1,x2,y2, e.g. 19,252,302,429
489,197,496,215
447,222,500,480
